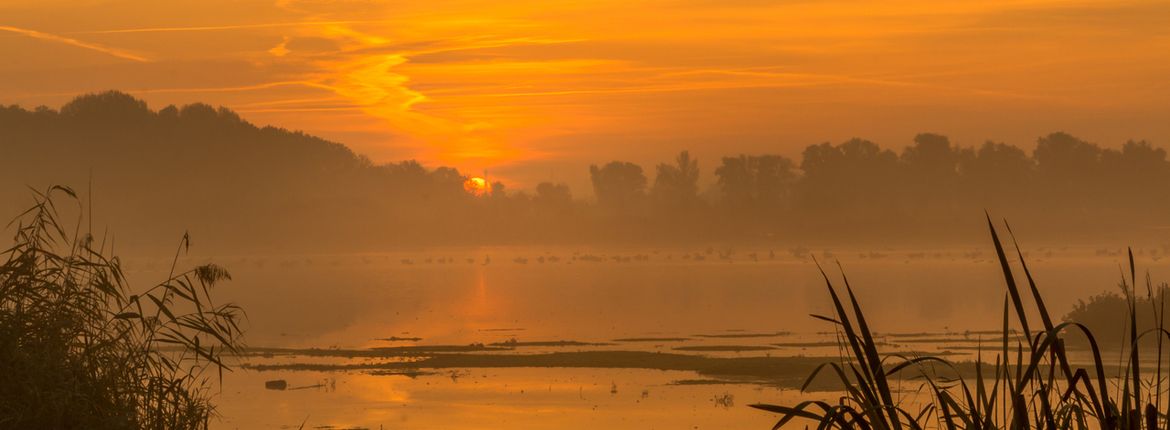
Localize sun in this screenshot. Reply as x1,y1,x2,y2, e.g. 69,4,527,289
463,176,489,196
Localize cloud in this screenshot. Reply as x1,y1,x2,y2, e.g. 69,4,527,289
73,20,386,34
128,80,333,94
269,36,291,57
3,0,1167,188
285,36,342,54
0,25,149,62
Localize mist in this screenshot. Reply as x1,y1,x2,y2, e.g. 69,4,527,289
3,91,1168,257
6,0,1170,425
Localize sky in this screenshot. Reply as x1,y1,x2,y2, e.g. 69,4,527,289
2,0,1168,192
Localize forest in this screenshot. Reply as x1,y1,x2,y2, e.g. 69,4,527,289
2,91,1168,253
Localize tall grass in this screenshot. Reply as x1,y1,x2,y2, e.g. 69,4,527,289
0,186,245,429
752,216,1169,429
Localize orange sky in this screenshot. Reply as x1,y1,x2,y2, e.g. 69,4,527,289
2,0,1168,191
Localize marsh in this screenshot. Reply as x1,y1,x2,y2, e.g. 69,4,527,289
108,245,1149,429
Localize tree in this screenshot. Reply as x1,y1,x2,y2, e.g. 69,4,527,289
714,154,796,214
957,141,1034,208
715,155,753,210
902,133,958,185
799,138,899,215
59,90,151,122
651,151,700,211
900,133,961,215
589,161,647,212
1032,132,1102,209
534,182,573,210
752,155,797,211
1099,140,1170,211
1034,132,1101,179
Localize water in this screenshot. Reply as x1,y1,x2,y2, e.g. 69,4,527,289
119,245,1154,429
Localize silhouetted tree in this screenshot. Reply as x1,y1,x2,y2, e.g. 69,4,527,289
753,155,798,212
1034,132,1102,179
59,91,151,122
714,154,796,216
651,151,700,212
535,182,573,211
715,155,753,210
589,161,647,213
1033,132,1103,210
957,141,1034,209
490,181,507,197
900,133,961,217
6,91,1170,246
799,138,899,219
1099,140,1170,212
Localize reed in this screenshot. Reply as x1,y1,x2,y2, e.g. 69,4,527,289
0,186,245,429
752,215,1169,429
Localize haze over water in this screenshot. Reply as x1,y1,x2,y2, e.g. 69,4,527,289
109,245,1152,429
3,1,1169,429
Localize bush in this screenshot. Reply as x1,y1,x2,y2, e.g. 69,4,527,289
0,186,245,429
1066,285,1170,348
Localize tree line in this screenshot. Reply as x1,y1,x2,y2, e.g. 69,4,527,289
573,132,1170,240
1,91,1166,253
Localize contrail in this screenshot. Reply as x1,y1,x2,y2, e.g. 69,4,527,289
0,25,149,62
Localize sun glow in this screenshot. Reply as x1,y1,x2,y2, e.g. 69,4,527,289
464,176,489,196
2,0,1168,188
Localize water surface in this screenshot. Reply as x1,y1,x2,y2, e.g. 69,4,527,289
119,245,1151,429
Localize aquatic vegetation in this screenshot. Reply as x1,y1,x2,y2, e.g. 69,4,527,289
0,186,245,429
693,331,791,339
488,339,612,347
1066,285,1170,348
242,348,862,389
752,217,1168,429
673,345,776,352
612,337,691,342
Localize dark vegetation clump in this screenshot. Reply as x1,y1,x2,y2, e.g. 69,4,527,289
0,186,245,429
753,219,1170,429
1066,285,1170,347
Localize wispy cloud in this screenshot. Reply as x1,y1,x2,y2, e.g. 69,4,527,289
0,25,149,62
73,20,389,34
130,81,334,94
2,0,1167,187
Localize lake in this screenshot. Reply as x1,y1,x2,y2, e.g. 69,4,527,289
119,244,1155,429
